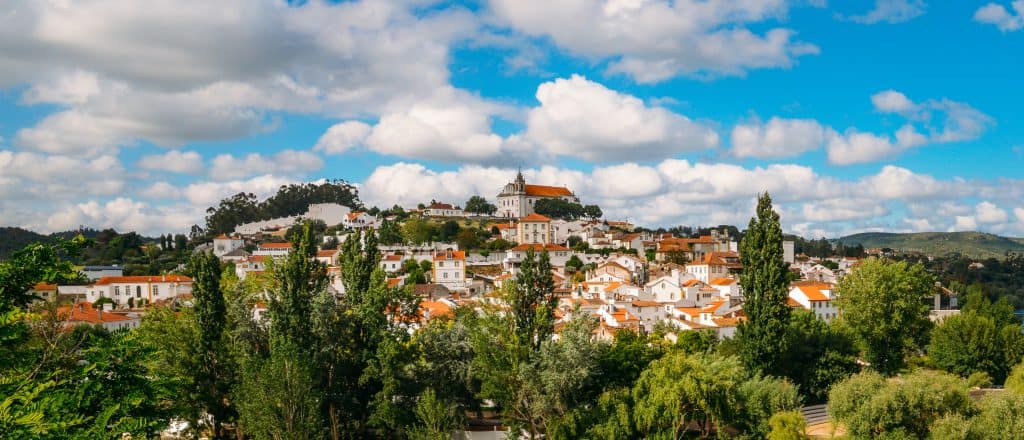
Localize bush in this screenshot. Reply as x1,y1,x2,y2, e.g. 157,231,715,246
966,371,993,389
767,411,808,440
735,376,802,438
1007,360,1024,393
828,370,971,439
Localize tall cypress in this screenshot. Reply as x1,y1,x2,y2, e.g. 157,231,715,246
510,249,557,351
187,250,235,436
736,192,791,376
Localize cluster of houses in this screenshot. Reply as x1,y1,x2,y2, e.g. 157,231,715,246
31,173,960,339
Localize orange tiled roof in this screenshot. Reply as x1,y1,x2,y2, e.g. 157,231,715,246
33,282,58,291
433,250,466,260
520,213,552,222
631,300,662,308
387,278,402,288
419,300,453,320
260,242,293,249
94,275,191,285
709,277,736,286
524,184,573,197
682,279,702,287
58,302,133,323
793,282,833,302
317,250,338,258
382,254,403,261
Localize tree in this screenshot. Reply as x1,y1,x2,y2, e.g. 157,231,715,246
378,219,404,245
780,309,859,402
533,199,585,220
836,258,933,375
403,216,438,245
455,228,482,251
736,192,791,376
438,220,461,243
409,388,463,440
929,310,1024,384
464,196,497,215
187,251,236,436
583,204,603,220
174,234,189,252
828,370,971,439
510,249,558,350
768,411,809,440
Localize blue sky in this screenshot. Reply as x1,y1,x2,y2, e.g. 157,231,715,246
0,0,1022,237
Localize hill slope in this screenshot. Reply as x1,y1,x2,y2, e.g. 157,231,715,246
837,231,1024,259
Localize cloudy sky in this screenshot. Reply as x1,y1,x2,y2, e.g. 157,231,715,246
1,0,1022,238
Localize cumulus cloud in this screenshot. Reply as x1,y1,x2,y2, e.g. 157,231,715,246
3,0,479,155
731,117,828,158
824,91,991,165
524,75,719,161
314,121,372,155
487,0,818,83
974,2,1024,32
975,201,1009,224
181,175,296,207
847,0,927,24
209,150,323,181
46,198,203,236
138,150,205,174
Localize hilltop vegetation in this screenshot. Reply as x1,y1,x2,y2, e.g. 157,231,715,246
203,180,363,236
838,231,1024,259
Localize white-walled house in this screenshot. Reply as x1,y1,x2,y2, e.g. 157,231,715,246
424,202,465,217
254,242,292,257
505,244,572,270
788,282,839,321
433,250,467,290
380,254,406,273
213,235,245,257
60,302,140,331
316,249,340,266
86,275,192,307
343,212,378,229
709,277,742,299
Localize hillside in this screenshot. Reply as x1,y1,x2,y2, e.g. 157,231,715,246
0,227,50,258
837,231,1024,259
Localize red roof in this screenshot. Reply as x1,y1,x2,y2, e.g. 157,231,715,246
316,250,338,258
520,213,552,222
58,302,133,323
382,254,403,261
524,184,573,197
792,282,834,302
93,275,191,285
33,282,58,291
428,202,455,210
433,251,466,260
260,242,293,249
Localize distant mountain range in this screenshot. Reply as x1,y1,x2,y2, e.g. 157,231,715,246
837,231,1024,259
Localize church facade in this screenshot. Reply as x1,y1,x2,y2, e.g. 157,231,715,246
496,171,579,218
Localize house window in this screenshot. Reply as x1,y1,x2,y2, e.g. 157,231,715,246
114,286,120,296
439,261,444,268
136,286,142,298
443,273,449,279
153,285,159,296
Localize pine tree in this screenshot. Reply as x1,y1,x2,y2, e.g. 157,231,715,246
736,192,791,376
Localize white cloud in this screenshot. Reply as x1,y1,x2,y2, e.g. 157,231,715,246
848,0,927,24
952,215,978,232
872,89,918,113
524,75,719,161
209,150,323,181
975,201,1009,224
138,150,205,174
45,198,203,236
3,0,480,155
731,117,828,158
181,175,295,207
487,0,818,83
974,2,1024,32
138,182,182,200
314,121,372,155
826,130,901,165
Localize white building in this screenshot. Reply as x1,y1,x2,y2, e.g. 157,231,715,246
788,282,839,322
82,265,123,281
86,275,193,307
496,170,579,218
517,213,552,244
254,242,292,257
433,250,467,290
60,302,140,331
213,234,245,258
235,203,353,235
343,211,378,229
380,254,406,273
424,202,465,217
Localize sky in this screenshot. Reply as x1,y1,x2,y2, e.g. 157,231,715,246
0,0,1022,238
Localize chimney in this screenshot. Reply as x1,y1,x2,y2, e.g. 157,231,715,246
97,308,103,320
78,304,84,313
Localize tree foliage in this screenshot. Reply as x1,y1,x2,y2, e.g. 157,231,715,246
736,192,791,376
836,258,934,375
205,180,362,235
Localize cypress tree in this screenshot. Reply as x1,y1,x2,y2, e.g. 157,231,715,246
736,192,791,376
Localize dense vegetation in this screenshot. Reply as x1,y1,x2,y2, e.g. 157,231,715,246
3,193,1024,438
838,231,1024,259
204,180,363,236
532,199,602,220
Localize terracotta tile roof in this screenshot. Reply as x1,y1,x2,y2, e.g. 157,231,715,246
631,300,662,308
317,250,338,258
709,277,736,286
260,242,293,249
510,243,570,252
604,281,623,292
676,307,702,317
382,254,404,261
495,223,516,230
215,234,229,239
793,282,833,302
703,300,726,313
33,282,58,291
713,317,742,327
58,302,133,323
387,278,402,288
93,275,191,285
682,279,702,287
520,213,552,222
786,298,803,308
433,250,466,260
419,300,453,320
524,184,573,197
428,202,455,210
